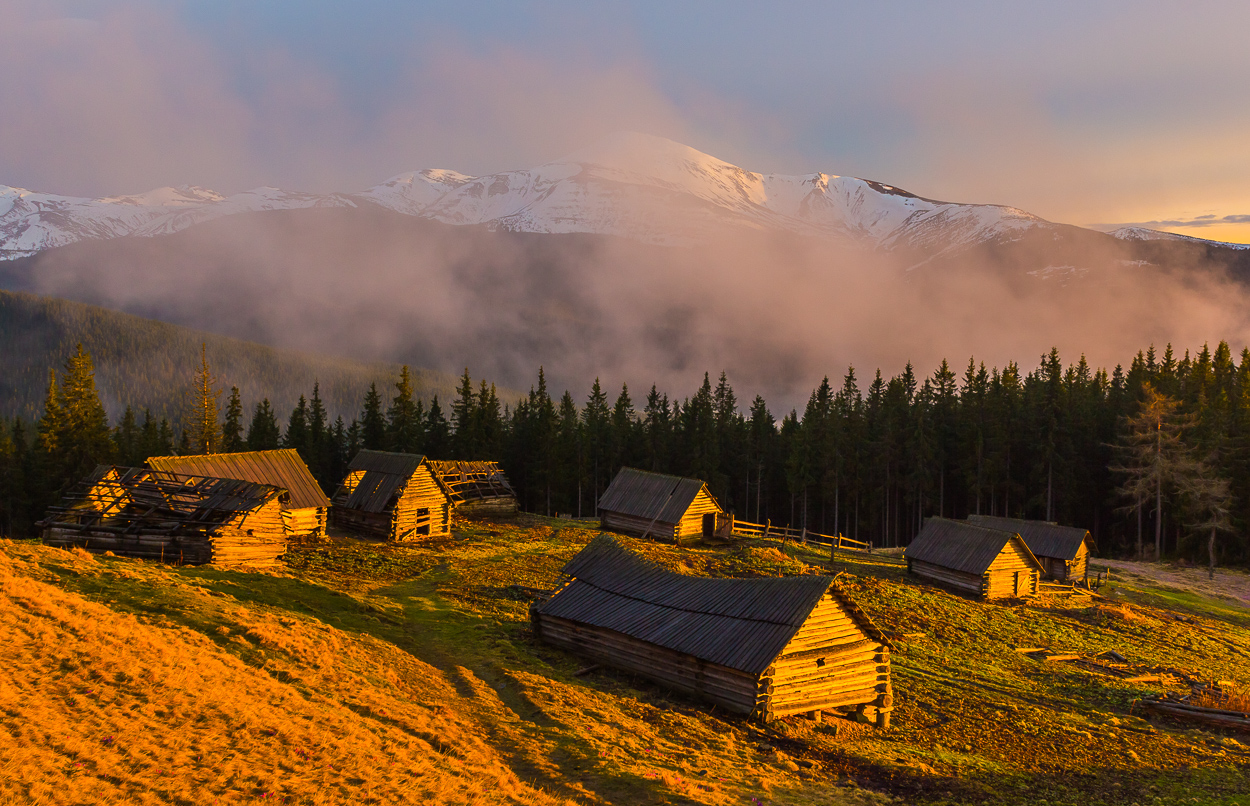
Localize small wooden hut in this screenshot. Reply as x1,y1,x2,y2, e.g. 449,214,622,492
533,534,893,726
147,449,330,538
330,450,452,540
967,515,1095,582
41,466,287,567
905,517,1043,599
427,460,517,516
597,467,730,545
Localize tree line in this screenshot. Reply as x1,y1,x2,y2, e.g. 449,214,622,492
1,341,1247,569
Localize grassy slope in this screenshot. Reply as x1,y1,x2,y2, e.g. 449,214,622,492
2,520,1248,806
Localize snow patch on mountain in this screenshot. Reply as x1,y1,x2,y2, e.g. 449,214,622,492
1110,226,1250,250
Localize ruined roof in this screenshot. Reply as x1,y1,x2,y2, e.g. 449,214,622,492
966,515,1094,561
906,517,1043,576
333,450,442,514
426,460,516,504
41,465,284,534
536,534,843,675
596,467,721,525
147,449,329,511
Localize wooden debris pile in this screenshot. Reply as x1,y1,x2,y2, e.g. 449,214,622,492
1017,647,1186,685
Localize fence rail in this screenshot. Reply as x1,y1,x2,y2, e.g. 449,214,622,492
729,517,872,553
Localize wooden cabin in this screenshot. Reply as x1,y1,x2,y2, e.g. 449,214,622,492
41,466,287,568
427,460,517,516
330,450,452,540
147,449,330,538
597,467,730,545
905,517,1043,599
533,534,893,726
967,515,1095,582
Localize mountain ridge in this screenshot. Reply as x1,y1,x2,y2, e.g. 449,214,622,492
4,132,1233,259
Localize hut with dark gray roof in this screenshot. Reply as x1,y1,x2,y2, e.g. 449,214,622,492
532,534,893,726
330,450,452,540
41,466,288,567
905,517,1043,599
967,515,1094,582
147,449,330,538
597,467,729,545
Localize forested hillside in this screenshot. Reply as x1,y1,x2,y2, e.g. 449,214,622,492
0,289,464,421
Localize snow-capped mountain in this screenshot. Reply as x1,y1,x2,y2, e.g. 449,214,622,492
1108,226,1250,251
1,132,1239,260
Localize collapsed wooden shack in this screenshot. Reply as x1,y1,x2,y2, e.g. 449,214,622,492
147,449,330,538
597,467,731,545
905,517,1043,599
426,460,517,516
967,514,1095,582
41,466,287,567
330,450,452,540
533,534,893,725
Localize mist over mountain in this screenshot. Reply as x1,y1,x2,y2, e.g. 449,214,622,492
4,132,1250,409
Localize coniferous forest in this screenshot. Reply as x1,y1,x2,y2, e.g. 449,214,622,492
2,341,1249,568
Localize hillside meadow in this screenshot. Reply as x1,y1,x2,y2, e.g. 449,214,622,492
1,518,1248,805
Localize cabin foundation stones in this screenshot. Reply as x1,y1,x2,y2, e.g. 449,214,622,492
597,467,732,545
40,466,288,568
532,534,893,727
330,450,453,540
905,517,1043,599
147,449,330,539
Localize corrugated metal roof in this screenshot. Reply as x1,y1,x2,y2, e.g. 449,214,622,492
905,517,1043,575
536,534,837,675
333,450,435,514
148,450,329,510
966,515,1093,561
596,467,721,524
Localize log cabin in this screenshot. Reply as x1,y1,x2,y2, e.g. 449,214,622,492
905,517,1043,599
967,514,1094,582
533,534,893,726
426,460,517,516
147,449,330,538
330,450,452,540
41,466,287,568
597,467,731,545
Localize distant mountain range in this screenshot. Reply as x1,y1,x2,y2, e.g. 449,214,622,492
4,132,1245,262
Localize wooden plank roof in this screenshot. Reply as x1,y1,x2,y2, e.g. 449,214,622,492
147,449,329,510
334,450,447,514
536,534,836,675
41,466,284,534
906,517,1044,576
966,515,1094,561
596,467,721,524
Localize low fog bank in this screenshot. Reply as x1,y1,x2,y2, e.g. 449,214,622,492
7,206,1250,412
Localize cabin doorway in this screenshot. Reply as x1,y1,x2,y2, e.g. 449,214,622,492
702,513,716,537
1013,570,1026,596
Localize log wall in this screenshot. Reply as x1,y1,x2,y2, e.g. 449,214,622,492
284,506,327,539
985,541,1039,598
763,593,890,720
391,466,451,540
674,489,725,543
533,613,761,714
908,559,985,596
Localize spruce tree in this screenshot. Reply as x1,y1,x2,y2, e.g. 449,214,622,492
222,387,245,453
387,366,424,453
285,396,309,454
452,368,478,457
360,383,387,450
247,400,281,450
424,395,451,458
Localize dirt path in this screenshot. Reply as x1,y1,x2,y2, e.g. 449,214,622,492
1095,558,1250,608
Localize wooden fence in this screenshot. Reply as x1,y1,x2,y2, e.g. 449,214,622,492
729,517,872,553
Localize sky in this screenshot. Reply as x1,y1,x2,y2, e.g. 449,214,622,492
2,1,1249,243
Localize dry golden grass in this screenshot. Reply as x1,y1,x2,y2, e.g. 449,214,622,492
0,542,568,806
1190,686,1250,712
